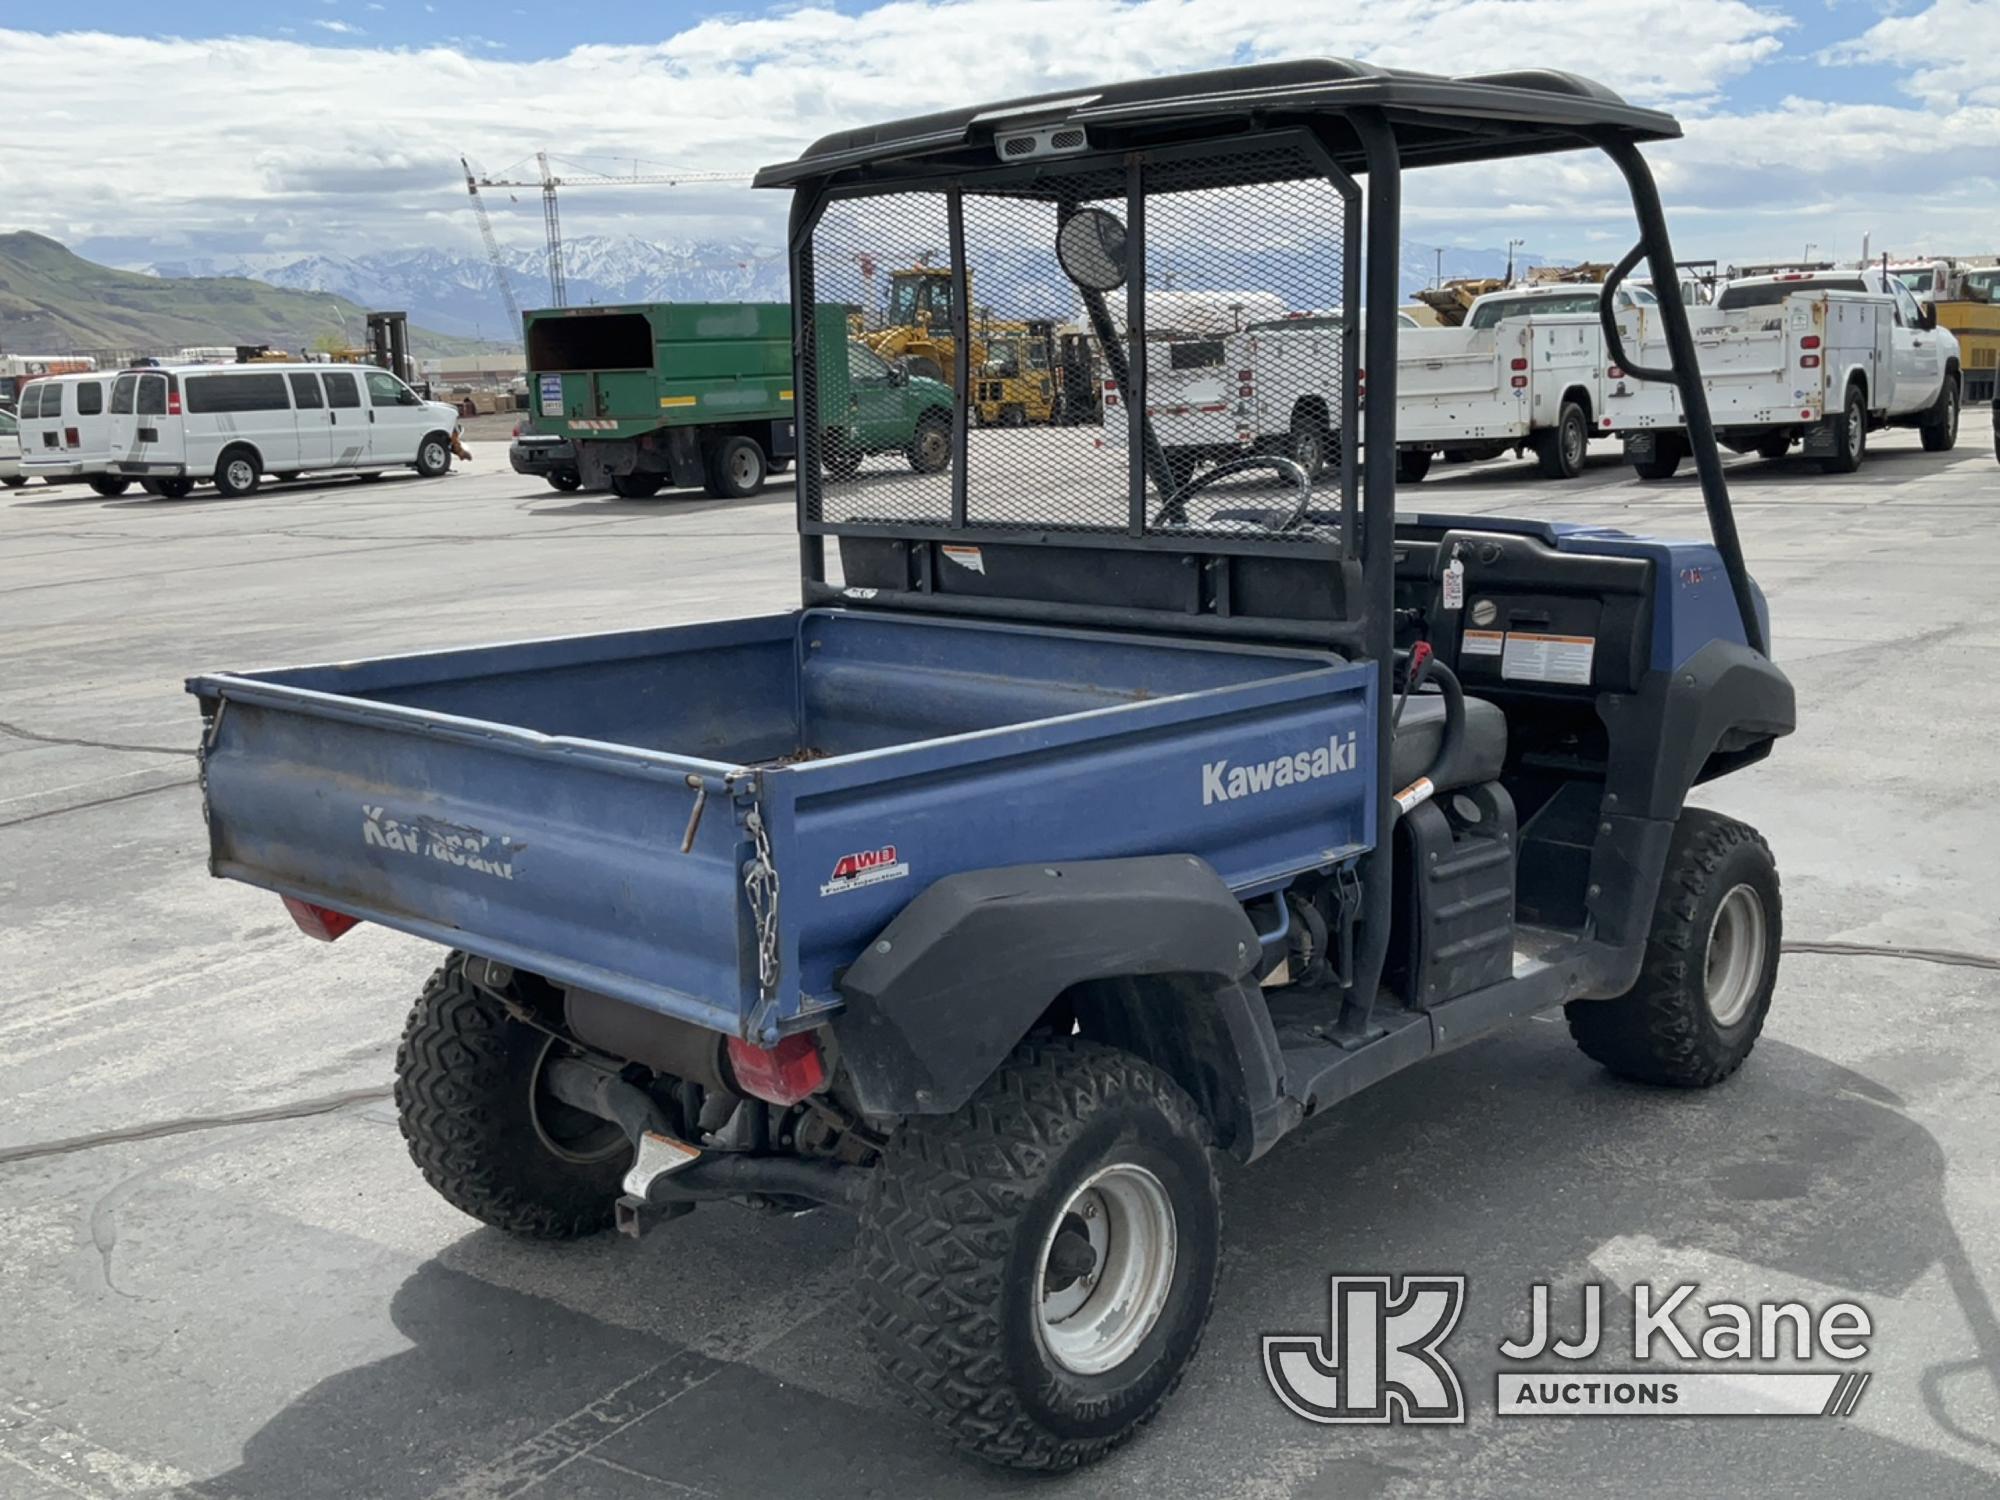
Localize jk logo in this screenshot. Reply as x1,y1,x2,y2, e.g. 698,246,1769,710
1263,1275,1468,1424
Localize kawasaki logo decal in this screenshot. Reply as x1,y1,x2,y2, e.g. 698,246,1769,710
1203,733,1358,807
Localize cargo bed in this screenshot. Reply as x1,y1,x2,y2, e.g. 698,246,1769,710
190,611,1374,1038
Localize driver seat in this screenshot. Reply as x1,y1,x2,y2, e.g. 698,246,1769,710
1390,693,1507,790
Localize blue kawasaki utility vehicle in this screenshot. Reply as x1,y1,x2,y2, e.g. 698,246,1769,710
189,62,1794,1470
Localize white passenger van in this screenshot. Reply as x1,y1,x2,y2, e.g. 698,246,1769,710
109,363,461,497
18,372,131,494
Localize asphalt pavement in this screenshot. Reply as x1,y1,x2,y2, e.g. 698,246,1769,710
2,428,1997,1499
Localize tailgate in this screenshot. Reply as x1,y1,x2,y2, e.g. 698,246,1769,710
190,674,756,1032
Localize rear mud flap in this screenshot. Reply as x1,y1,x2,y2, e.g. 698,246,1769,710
1799,419,1839,458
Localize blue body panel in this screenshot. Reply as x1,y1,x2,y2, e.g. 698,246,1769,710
189,611,1373,1039
1413,512,1767,670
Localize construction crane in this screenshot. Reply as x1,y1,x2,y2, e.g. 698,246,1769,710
463,154,753,308
460,157,524,336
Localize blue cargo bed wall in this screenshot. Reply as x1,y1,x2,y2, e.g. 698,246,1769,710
193,610,1373,1034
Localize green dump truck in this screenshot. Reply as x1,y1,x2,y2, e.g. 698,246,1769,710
523,302,955,498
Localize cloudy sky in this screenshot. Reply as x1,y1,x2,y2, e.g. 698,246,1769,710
3,0,1997,268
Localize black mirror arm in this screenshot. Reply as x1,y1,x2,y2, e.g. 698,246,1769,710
1597,242,1675,384
1077,285,1182,517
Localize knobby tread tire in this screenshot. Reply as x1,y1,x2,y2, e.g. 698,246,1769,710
855,1038,1220,1471
394,953,625,1238
1565,809,1780,1088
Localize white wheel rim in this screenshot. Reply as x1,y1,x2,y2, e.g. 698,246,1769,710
425,442,446,469
227,460,253,489
1035,1163,1177,1376
729,446,758,487
1704,883,1768,1028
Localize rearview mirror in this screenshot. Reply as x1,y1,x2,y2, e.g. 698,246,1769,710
888,361,910,387
1057,208,1129,292
1917,303,1938,331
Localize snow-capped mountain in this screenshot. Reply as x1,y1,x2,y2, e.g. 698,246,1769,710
128,234,1544,342
130,236,790,339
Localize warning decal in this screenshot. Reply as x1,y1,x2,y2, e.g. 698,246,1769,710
1461,628,1505,657
1501,632,1595,686
940,544,986,575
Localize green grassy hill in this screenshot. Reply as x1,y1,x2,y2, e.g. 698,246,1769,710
0,231,492,358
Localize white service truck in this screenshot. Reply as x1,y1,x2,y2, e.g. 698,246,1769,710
1615,268,1961,478
1106,285,1656,488
1102,312,1409,484
1392,282,1657,482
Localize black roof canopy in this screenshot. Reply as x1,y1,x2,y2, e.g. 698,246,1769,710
753,58,1680,190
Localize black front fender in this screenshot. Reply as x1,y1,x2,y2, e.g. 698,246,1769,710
834,855,1268,1126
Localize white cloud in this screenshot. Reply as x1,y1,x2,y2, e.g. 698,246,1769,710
0,2,1988,268
313,19,363,34
1823,0,2000,106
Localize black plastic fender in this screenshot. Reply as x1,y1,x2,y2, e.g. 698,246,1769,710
1599,639,1796,823
834,856,1285,1154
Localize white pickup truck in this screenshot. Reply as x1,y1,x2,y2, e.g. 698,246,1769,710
1615,268,1961,478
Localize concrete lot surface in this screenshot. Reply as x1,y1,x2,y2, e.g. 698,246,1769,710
2,431,1997,1498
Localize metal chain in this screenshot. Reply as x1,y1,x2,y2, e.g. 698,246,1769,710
743,807,782,998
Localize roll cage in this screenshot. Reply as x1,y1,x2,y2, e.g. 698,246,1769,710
755,58,1767,1027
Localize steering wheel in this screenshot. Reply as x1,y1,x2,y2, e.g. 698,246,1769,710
1152,454,1314,531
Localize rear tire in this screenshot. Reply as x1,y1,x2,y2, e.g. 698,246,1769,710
546,471,582,492
1755,434,1791,461
1395,448,1432,484
395,953,630,1239
1,476,26,489
1565,809,1781,1088
87,476,131,497
703,435,767,498
1631,433,1684,480
415,432,453,478
1920,373,1960,452
152,477,194,499
1535,401,1589,479
1287,411,1329,481
610,471,666,498
1818,381,1867,474
213,448,261,498
857,1038,1221,1472
823,430,863,480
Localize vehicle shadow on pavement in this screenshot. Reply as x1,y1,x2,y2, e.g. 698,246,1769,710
176,1031,2000,1500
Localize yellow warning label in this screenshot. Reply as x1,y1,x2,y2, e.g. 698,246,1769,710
658,395,698,409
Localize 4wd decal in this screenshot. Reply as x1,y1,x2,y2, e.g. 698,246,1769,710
1204,731,1358,807
820,844,908,897
362,805,518,881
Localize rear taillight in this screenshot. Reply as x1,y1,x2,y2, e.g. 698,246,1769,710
1236,369,1253,382
1800,335,1821,350
726,1033,826,1106
1510,357,1528,372
282,896,361,942
1607,365,1624,379
1239,384,1254,398
64,427,80,447
167,391,182,415
1800,354,1821,369
512,422,522,437
1510,375,1529,389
